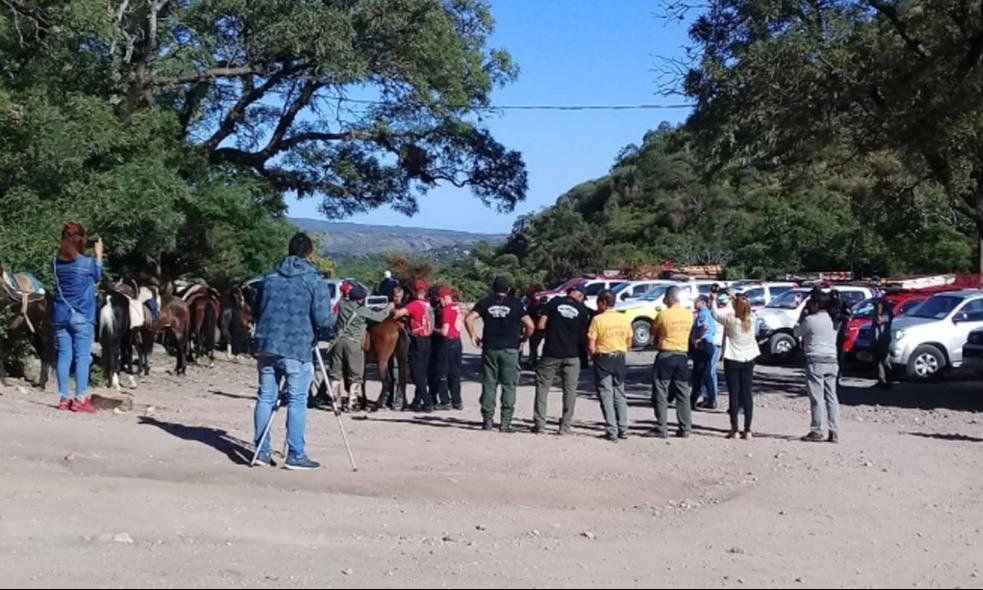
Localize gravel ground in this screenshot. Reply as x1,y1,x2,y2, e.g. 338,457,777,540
1,344,981,588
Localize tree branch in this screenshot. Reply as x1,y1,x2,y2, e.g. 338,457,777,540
865,0,930,59
259,77,322,158
153,65,262,87
202,62,307,151
273,130,376,153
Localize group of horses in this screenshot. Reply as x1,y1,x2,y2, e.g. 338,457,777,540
0,271,254,392
2,267,412,411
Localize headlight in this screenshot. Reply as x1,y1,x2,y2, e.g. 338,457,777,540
894,330,906,341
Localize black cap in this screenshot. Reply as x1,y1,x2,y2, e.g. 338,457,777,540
492,275,511,293
350,285,368,300
568,284,586,295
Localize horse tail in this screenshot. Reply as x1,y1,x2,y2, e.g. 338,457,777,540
99,299,115,382
203,299,217,359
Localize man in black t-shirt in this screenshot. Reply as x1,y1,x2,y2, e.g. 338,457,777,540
465,276,535,433
532,284,591,435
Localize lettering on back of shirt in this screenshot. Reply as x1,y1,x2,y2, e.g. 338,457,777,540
556,304,580,320
487,305,512,319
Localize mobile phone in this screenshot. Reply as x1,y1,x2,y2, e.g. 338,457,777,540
86,238,97,249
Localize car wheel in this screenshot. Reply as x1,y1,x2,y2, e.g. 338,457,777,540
632,320,652,349
906,345,946,381
769,332,797,362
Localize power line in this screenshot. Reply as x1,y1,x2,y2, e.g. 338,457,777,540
327,96,694,111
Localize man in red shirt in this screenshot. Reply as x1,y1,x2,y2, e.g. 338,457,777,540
404,280,435,412
435,286,464,410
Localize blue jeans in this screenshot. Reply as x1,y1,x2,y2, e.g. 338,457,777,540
253,356,314,459
705,343,722,404
54,319,94,400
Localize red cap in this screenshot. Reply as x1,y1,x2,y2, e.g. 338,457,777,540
414,280,428,292
340,281,353,294
438,286,453,298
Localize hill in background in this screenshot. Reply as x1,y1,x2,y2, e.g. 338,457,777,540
289,218,507,257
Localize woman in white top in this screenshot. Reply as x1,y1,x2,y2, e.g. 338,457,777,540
710,291,761,439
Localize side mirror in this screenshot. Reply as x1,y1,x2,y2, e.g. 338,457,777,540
953,312,969,324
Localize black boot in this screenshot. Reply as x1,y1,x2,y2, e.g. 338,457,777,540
482,418,494,431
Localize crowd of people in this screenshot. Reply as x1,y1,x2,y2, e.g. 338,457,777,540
34,225,849,472
245,232,858,470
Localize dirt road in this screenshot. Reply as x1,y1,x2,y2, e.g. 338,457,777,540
1,347,982,588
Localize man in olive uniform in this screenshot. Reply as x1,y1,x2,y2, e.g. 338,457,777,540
330,284,403,411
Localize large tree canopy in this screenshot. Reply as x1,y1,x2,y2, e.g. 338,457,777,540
669,0,983,268
2,0,526,217
0,0,525,285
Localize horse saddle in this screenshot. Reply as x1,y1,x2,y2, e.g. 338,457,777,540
110,283,160,329
1,269,46,302
178,282,212,302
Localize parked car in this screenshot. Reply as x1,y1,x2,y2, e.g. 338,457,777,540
961,327,983,374
534,275,627,306
582,279,629,310
844,292,935,357
888,290,983,380
756,286,873,361
611,280,675,304
616,283,701,348
732,281,799,310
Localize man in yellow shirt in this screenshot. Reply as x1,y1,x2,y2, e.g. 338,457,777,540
588,290,633,443
648,285,695,438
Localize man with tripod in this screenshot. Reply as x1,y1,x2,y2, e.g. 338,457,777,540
251,233,337,470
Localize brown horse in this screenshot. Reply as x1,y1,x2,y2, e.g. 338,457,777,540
219,284,253,359
0,289,54,389
363,317,410,411
136,295,191,376
184,287,221,365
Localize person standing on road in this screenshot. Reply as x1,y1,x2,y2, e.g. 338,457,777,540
691,295,719,411
252,233,337,470
532,284,590,435
647,286,695,439
405,280,435,413
435,286,464,411
524,286,546,369
795,291,841,443
52,222,103,413
465,276,535,433
330,284,402,412
588,290,634,443
710,291,760,439
871,298,894,390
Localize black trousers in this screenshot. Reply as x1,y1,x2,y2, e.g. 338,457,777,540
437,338,463,406
724,359,755,431
409,335,433,409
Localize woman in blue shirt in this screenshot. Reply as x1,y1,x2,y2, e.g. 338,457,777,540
52,222,103,412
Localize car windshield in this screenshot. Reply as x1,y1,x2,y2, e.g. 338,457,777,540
851,298,877,319
766,290,806,309
638,286,670,301
906,295,963,319
611,282,633,295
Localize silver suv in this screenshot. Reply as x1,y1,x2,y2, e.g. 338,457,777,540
889,289,983,380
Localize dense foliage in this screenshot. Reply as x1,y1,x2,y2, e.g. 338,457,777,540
452,123,973,290
0,0,524,287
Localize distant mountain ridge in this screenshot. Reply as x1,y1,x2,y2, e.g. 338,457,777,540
289,217,506,256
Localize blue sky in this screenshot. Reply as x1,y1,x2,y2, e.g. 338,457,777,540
287,0,693,233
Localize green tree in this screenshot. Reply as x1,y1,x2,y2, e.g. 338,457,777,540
672,0,983,269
